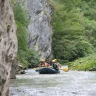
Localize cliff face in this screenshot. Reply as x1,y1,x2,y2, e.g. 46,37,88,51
0,0,17,95
24,0,53,60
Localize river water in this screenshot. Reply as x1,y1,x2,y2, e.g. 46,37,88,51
9,66,96,96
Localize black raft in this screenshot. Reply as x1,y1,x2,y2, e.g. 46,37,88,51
39,68,60,74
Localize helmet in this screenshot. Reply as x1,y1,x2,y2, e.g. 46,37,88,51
54,59,57,62
40,59,45,62
52,60,55,63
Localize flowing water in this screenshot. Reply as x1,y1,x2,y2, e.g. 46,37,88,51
9,66,96,96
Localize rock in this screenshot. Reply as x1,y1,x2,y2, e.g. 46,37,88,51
16,64,25,74
10,63,16,79
0,0,18,95
24,0,54,60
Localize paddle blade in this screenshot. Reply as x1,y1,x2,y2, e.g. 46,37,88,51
62,68,69,72
34,68,38,70
34,68,39,72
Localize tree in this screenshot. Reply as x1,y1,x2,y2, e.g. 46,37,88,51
52,0,95,62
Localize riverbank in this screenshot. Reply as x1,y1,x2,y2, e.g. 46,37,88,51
69,54,96,71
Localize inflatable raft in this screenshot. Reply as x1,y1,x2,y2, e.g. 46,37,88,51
34,68,39,72
39,68,60,74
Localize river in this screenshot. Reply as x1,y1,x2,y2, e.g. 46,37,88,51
9,66,96,96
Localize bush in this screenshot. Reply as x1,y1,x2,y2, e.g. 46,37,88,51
26,49,39,68
68,54,96,71
75,40,93,57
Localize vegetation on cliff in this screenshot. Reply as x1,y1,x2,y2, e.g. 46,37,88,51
52,0,96,70
12,1,39,68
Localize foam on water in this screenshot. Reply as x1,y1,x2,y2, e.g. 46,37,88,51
9,67,96,96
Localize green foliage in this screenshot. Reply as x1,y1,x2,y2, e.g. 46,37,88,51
16,21,28,51
26,49,39,68
52,0,96,63
13,3,29,27
68,54,96,71
13,1,39,68
18,48,39,68
84,18,96,48
13,1,28,51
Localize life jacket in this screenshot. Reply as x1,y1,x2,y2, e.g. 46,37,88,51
41,64,45,67
41,63,46,67
52,63,58,70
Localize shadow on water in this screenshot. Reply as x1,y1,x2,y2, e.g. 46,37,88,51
9,66,96,96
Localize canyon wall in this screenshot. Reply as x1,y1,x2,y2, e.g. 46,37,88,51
0,0,17,95
24,0,53,60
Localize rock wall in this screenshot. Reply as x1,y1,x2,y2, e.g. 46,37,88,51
24,0,53,60
0,0,17,95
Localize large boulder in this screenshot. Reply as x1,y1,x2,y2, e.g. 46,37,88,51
0,0,17,95
16,64,25,74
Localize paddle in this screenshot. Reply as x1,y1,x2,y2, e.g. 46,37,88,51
60,67,69,72
33,68,39,72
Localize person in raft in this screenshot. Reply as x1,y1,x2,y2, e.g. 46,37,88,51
54,59,62,69
52,59,61,71
45,59,50,68
38,59,46,67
